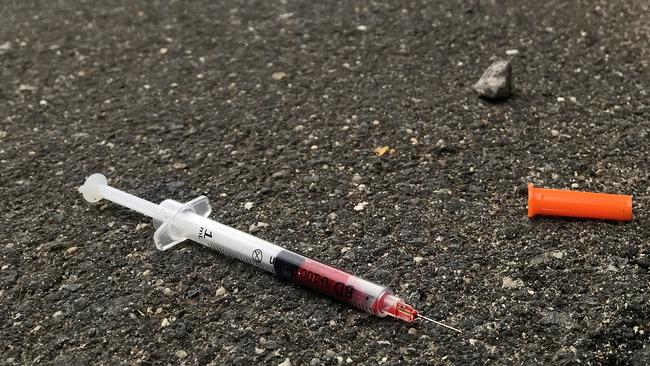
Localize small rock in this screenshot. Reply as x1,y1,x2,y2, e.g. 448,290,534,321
550,251,565,259
272,72,287,80
505,49,520,55
327,212,337,220
356,25,368,31
60,284,82,292
216,287,227,296
159,47,168,54
502,276,525,289
136,223,148,231
161,318,170,327
413,256,424,264
172,162,188,170
244,202,254,210
271,170,288,179
0,41,11,50
175,350,188,359
52,311,63,318
163,288,172,295
408,328,418,335
4,243,14,250
278,358,292,366
353,202,369,211
472,60,512,100
142,270,151,276
249,222,269,232
65,246,78,255
254,347,265,354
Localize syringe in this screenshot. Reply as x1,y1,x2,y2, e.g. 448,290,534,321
79,173,460,332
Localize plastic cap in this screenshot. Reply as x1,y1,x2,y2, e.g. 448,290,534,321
528,183,632,221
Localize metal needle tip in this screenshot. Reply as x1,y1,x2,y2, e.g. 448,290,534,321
416,314,462,333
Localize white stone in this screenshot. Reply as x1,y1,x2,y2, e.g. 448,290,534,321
278,358,292,366
502,276,525,289
353,202,369,211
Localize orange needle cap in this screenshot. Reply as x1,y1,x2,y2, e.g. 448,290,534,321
528,183,633,221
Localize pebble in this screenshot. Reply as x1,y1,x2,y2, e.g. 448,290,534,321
356,25,368,31
413,256,424,264
272,72,287,80
254,347,265,354
216,287,227,296
175,350,188,359
249,222,269,232
0,41,11,50
159,47,168,54
353,202,369,211
505,49,520,55
163,287,172,295
278,358,292,366
244,202,254,210
60,284,82,291
52,311,63,318
172,162,188,170
472,60,512,100
502,276,525,289
327,212,337,220
161,318,170,327
65,246,78,255
4,243,14,250
408,328,418,335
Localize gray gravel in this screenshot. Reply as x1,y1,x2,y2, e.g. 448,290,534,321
1,0,649,365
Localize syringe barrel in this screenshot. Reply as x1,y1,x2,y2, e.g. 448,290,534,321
171,211,393,316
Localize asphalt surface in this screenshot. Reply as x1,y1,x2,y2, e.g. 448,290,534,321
1,1,649,365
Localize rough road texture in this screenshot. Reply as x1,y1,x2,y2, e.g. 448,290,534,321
1,1,649,365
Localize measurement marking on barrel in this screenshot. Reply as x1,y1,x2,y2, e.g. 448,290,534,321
252,249,263,263
198,227,212,238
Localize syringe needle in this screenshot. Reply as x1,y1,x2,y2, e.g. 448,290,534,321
416,313,462,333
